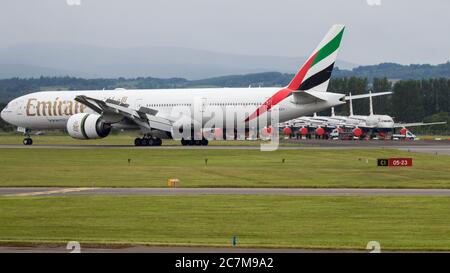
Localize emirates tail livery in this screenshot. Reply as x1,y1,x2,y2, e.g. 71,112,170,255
1,24,376,146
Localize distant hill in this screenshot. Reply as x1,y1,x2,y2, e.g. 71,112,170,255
333,62,450,80
0,64,94,79
0,43,448,81
0,44,357,80
181,62,450,87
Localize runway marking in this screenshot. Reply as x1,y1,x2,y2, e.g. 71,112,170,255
2,187,450,197
3,187,96,197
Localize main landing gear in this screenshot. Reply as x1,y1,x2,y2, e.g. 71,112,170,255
134,136,162,146
181,138,209,146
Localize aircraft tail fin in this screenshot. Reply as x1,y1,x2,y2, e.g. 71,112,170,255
287,24,345,92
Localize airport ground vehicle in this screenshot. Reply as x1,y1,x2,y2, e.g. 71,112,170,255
392,131,417,140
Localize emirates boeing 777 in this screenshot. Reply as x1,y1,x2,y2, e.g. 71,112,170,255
1,25,385,146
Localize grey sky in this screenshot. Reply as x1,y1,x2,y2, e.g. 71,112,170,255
1,0,449,65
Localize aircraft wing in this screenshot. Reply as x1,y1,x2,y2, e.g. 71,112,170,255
393,121,447,128
75,95,174,132
344,91,392,101
292,91,392,105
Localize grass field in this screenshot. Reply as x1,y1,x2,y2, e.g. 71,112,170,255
0,195,448,250
417,135,450,140
0,148,449,188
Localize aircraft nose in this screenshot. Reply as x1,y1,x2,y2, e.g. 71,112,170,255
1,106,10,123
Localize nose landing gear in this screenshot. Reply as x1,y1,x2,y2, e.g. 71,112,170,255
23,137,33,145
22,128,33,145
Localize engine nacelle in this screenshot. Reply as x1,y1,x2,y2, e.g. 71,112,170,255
283,127,292,136
67,113,111,139
315,127,325,136
300,127,308,136
352,127,362,137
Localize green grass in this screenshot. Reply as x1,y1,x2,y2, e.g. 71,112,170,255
0,195,448,250
417,135,450,140
0,148,449,188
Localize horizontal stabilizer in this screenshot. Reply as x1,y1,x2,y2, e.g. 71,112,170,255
344,91,392,101
292,90,328,104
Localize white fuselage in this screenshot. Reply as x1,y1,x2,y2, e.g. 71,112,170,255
341,114,395,129
284,114,395,130
1,88,344,131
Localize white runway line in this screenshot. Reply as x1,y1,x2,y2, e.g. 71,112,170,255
2,187,450,197
3,187,97,197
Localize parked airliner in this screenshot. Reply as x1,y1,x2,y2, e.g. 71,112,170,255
282,92,446,139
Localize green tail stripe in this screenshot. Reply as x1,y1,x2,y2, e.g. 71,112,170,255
80,114,89,139
312,28,344,67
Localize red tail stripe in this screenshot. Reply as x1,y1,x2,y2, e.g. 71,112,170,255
246,52,318,121
288,52,318,90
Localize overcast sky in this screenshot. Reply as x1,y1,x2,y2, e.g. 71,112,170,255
1,0,449,65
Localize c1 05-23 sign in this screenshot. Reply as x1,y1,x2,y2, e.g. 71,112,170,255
377,158,413,167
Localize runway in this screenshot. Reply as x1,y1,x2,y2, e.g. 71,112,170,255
2,187,450,197
1,144,450,155
0,139,449,154
0,245,363,253
1,243,447,253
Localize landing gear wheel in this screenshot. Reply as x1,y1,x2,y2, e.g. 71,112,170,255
155,138,162,146
134,138,142,146
146,138,154,146
136,136,163,146
23,138,33,146
201,139,209,146
181,139,188,146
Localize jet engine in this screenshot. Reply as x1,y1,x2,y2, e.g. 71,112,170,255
283,127,292,136
315,127,325,136
300,127,308,136
352,127,362,137
67,113,111,139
